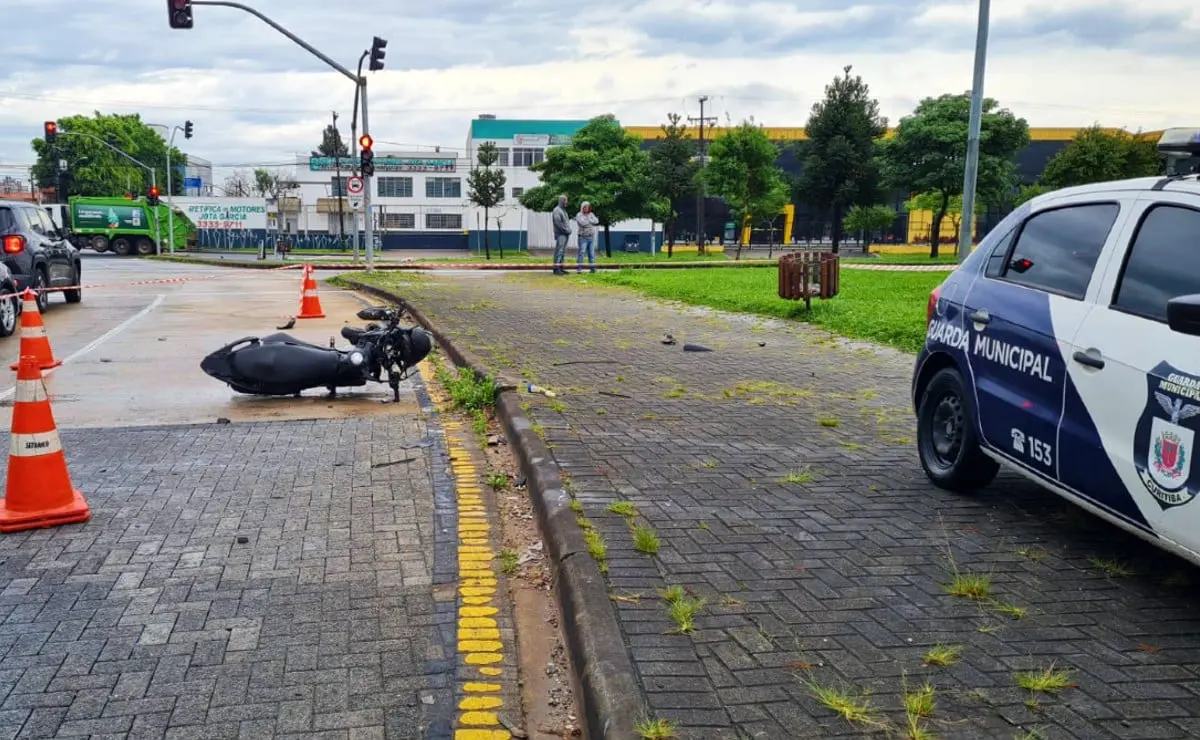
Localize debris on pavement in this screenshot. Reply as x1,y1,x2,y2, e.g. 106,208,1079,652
661,333,676,345
682,342,713,352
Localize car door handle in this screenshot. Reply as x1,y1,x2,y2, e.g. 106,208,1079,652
968,309,991,325
1073,349,1105,369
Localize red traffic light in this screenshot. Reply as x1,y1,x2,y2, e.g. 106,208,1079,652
44,121,56,134
149,186,160,197
359,135,373,150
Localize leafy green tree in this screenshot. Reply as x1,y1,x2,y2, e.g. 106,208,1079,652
843,204,896,252
878,93,1029,257
312,124,349,158
30,112,188,198
520,114,664,257
904,191,982,247
1039,125,1164,189
648,113,699,257
795,65,887,253
467,142,507,259
704,122,789,260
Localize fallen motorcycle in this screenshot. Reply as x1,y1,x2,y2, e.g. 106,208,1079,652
199,306,432,402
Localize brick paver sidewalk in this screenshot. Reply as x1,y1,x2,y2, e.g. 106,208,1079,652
404,273,1200,740
0,412,478,739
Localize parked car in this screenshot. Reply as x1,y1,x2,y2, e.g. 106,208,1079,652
912,127,1200,566
0,200,83,313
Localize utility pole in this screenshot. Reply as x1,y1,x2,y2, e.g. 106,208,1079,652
332,111,347,251
957,0,990,263
688,96,717,253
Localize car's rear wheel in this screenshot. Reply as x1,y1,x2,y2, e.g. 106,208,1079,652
135,237,155,256
111,237,133,256
917,367,998,493
0,288,18,337
32,268,49,314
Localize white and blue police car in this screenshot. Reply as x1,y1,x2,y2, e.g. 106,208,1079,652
913,127,1200,565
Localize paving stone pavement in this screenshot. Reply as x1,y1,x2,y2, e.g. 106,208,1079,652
0,406,477,739
398,273,1200,740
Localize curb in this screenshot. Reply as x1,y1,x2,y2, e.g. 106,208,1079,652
347,279,645,740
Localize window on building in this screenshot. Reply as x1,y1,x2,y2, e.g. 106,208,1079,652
511,187,524,198
1114,205,1200,322
494,148,509,167
511,148,544,167
426,177,462,198
377,177,413,198
381,212,416,229
426,213,463,229
330,176,348,197
997,203,1120,300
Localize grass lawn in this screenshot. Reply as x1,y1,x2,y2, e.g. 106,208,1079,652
592,266,945,353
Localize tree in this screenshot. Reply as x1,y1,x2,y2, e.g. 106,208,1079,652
878,93,1029,257
222,170,252,197
843,204,896,252
466,142,507,259
904,191,982,247
312,124,349,158
1037,125,1164,190
648,113,699,257
520,114,665,257
703,121,789,260
29,112,187,198
253,168,298,250
794,65,887,253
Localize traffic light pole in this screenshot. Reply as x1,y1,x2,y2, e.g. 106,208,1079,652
349,50,368,265
360,80,374,271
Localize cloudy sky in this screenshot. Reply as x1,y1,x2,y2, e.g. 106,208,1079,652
1,0,1196,188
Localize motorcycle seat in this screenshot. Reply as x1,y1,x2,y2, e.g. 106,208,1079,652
261,332,326,350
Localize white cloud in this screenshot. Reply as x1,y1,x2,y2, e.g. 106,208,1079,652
1,0,1197,187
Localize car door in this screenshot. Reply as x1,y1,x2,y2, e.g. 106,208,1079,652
961,198,1125,485
1064,194,1200,545
35,208,71,285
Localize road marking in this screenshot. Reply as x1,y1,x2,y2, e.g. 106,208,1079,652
0,294,165,401
418,362,513,740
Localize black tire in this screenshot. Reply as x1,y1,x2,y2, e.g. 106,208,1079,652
63,262,82,304
111,237,133,256
135,238,155,256
32,268,49,314
90,235,110,253
916,367,999,493
0,289,18,338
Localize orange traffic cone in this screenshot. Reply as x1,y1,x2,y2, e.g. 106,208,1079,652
9,289,61,371
296,264,325,319
0,356,89,533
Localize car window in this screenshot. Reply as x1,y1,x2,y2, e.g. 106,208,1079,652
19,208,45,236
999,203,1120,299
0,208,12,234
1113,204,1200,322
984,225,1018,278
36,209,57,236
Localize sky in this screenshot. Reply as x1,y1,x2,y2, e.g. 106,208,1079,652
2,0,1197,189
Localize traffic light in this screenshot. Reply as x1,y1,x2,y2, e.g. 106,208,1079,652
183,120,193,139
147,186,160,206
369,37,387,72
359,134,374,176
43,121,57,145
168,0,193,29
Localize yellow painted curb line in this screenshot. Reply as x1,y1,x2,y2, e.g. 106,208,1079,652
419,361,513,740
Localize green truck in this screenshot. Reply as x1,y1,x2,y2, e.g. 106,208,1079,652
60,196,197,255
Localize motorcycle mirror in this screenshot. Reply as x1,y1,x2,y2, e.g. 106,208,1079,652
356,306,390,321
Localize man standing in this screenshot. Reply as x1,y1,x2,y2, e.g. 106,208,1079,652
551,194,571,275
575,201,599,274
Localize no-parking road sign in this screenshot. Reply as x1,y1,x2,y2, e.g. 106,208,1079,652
346,176,364,195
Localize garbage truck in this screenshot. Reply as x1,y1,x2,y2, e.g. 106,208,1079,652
55,196,196,255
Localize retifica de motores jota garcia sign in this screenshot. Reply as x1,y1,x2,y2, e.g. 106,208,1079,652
307,156,456,173
179,199,268,230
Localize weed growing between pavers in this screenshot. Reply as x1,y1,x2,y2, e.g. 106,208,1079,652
922,644,963,667
1014,665,1075,694
1088,555,1134,578
634,715,677,739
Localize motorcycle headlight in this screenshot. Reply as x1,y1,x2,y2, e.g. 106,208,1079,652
349,351,364,366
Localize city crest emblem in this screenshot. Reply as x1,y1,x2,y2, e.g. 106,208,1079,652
1134,362,1200,509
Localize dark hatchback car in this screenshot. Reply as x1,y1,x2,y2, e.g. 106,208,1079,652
0,200,82,315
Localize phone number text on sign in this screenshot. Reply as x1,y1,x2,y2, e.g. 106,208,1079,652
196,220,248,229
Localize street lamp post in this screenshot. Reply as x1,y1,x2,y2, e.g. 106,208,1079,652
957,0,991,263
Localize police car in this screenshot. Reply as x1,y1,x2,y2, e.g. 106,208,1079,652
913,127,1200,565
